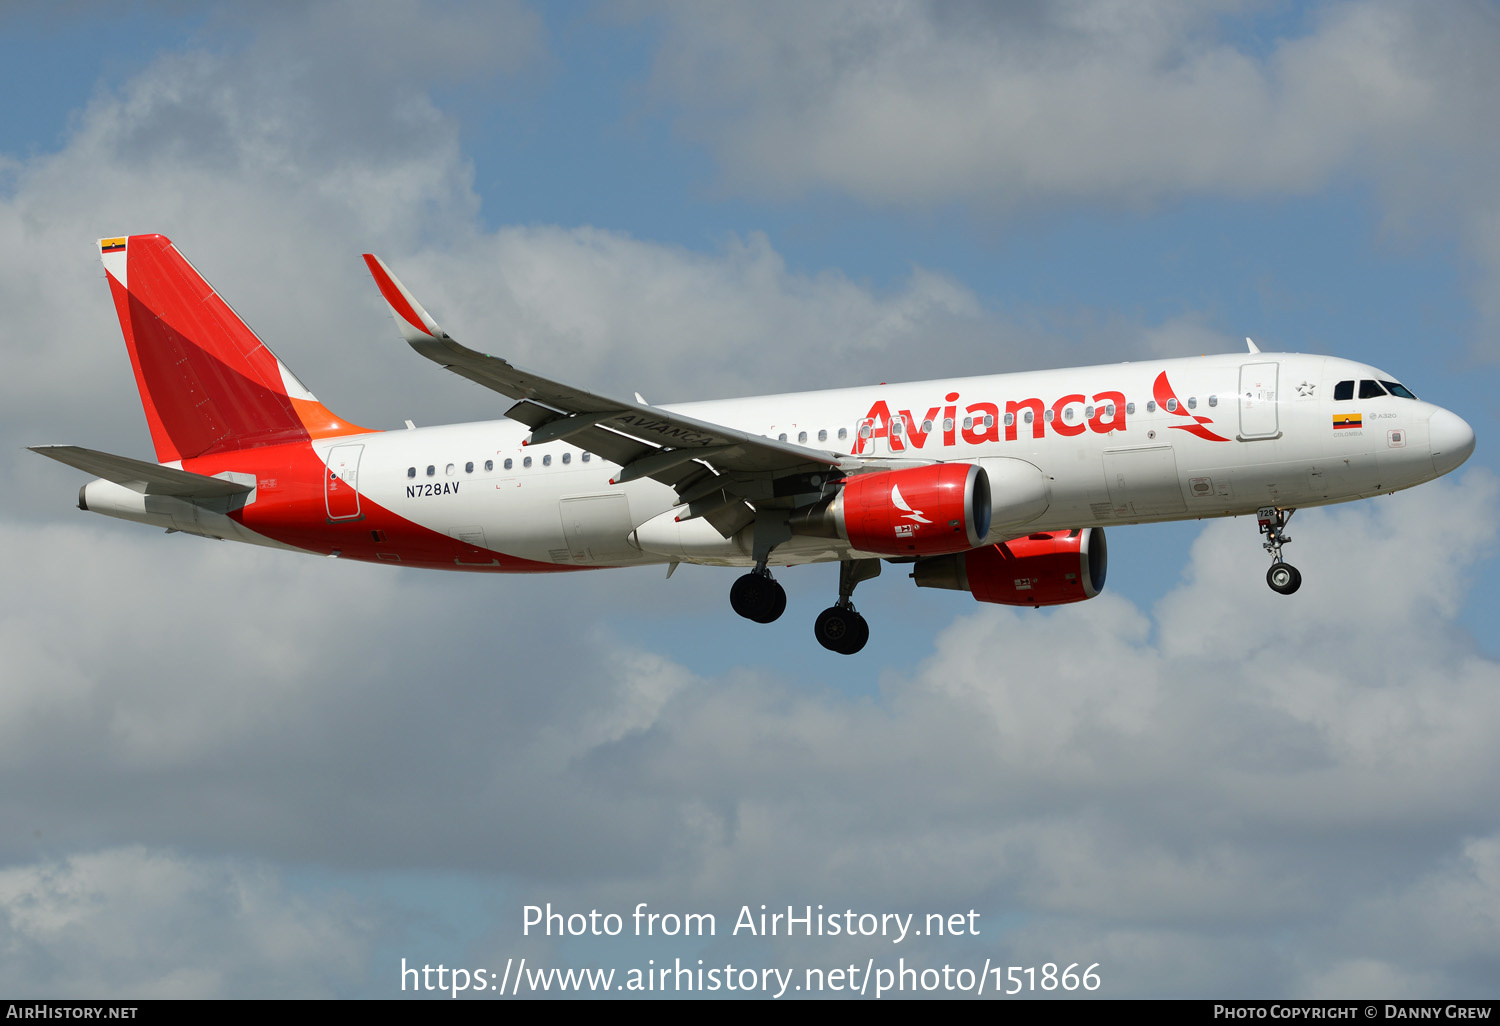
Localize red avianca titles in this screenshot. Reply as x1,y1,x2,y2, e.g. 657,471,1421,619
32,234,1476,654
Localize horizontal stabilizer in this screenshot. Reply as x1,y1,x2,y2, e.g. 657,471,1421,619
28,445,254,498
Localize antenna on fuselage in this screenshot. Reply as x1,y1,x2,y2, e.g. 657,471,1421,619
1246,337,1261,354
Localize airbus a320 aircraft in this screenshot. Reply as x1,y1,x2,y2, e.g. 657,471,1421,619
33,235,1476,654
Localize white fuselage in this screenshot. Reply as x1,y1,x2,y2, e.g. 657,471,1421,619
299,352,1459,569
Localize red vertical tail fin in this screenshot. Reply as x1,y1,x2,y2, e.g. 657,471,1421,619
98,234,370,463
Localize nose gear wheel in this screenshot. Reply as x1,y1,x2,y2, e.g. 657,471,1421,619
1267,562,1302,595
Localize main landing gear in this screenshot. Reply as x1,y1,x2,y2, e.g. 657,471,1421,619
730,566,787,623
1258,506,1302,595
729,558,880,655
813,559,880,656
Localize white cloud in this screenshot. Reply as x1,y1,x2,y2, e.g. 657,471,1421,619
4,2,1218,518
1,0,543,466
0,847,369,997
639,1,1415,206
466,472,1500,995
640,0,1500,353
2,1,1497,998
6,452,1496,995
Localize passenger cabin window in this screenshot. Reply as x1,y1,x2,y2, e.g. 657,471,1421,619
982,415,994,428
963,416,973,430
1359,379,1387,399
818,429,828,442
581,453,591,462
943,418,953,432
1126,402,1136,414
798,431,807,443
1023,411,1033,424
1166,399,1177,412
523,456,532,468
778,433,787,442
1187,397,1196,410
921,419,933,433
562,452,571,464
465,461,474,473
1382,381,1418,399
1334,380,1355,401
503,458,512,470
1208,396,1217,407
837,428,847,441
542,454,552,467
1146,401,1157,413
485,460,493,471
1003,413,1014,427
445,463,455,476
426,465,435,477
407,467,416,479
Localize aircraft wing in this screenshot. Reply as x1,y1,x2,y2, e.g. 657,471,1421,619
364,255,899,533
29,445,254,498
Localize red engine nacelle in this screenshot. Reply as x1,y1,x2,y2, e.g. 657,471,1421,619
788,463,991,557
911,528,1107,606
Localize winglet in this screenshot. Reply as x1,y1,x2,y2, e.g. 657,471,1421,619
1246,337,1260,354
363,254,447,344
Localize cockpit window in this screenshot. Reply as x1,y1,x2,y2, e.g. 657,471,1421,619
1381,380,1417,399
1359,379,1388,399
1334,380,1354,401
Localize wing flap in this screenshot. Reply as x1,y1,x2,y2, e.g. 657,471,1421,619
29,445,254,498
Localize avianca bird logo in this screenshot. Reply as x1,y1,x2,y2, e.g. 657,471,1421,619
1153,372,1230,442
891,484,930,523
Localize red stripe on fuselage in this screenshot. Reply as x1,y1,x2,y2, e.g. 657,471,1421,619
183,443,579,574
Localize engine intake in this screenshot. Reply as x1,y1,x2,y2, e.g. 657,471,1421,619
912,528,1107,606
789,463,991,557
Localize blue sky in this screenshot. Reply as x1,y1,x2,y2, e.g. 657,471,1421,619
2,0,1498,999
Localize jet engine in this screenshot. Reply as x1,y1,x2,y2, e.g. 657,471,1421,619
789,463,991,557
912,528,1107,606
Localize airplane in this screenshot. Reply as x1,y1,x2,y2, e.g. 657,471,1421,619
31,234,1476,654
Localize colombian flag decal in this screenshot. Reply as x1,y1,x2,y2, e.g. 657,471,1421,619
100,237,127,253
1333,413,1362,430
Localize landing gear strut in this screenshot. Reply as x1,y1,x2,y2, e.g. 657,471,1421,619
731,516,792,624
1258,506,1301,595
814,559,880,655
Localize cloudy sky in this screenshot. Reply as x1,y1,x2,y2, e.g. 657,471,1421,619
3,0,1498,999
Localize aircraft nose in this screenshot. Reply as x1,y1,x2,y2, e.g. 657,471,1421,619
1429,408,1475,477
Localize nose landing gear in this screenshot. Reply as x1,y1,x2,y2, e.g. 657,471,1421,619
813,558,880,655
1258,506,1301,595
